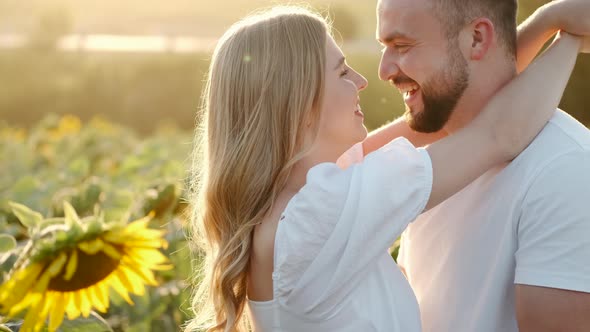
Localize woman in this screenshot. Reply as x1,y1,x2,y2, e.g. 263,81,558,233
185,5,587,332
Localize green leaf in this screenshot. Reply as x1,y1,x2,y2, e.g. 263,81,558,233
0,234,17,253
68,158,90,177
8,201,43,229
63,201,81,227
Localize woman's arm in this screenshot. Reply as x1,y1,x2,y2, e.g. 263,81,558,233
362,117,446,154
425,32,581,211
518,0,590,73
516,4,559,74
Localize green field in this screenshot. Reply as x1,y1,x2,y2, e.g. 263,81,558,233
0,115,194,331
0,0,377,38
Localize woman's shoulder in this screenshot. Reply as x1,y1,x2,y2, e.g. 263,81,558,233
249,191,296,301
253,191,295,258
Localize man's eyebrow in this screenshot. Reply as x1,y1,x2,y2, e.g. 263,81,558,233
377,31,412,44
333,56,345,70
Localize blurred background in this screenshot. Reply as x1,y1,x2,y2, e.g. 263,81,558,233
1,0,588,134
0,0,588,331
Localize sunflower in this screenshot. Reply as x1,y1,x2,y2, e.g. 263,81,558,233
0,202,172,332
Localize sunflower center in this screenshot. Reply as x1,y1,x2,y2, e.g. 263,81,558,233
48,248,122,292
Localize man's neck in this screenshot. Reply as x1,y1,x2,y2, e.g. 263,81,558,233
444,61,517,134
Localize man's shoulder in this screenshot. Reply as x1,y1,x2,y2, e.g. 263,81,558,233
545,110,590,147
516,110,590,167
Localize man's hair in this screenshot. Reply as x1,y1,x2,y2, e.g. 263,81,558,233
432,0,518,58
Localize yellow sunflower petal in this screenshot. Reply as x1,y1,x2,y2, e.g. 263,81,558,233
79,288,93,318
150,263,174,271
102,232,126,244
49,292,66,332
0,263,43,309
8,292,39,317
33,268,52,293
125,254,173,272
128,248,170,266
105,233,167,249
72,290,83,317
121,239,168,249
47,252,68,277
20,293,45,332
33,294,53,332
96,283,110,311
65,292,81,320
88,286,107,313
108,274,134,305
101,242,122,260
121,261,157,286
63,249,78,281
116,267,145,296
123,217,152,233
78,238,104,255
130,228,167,241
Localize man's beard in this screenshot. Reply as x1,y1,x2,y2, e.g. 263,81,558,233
401,45,470,133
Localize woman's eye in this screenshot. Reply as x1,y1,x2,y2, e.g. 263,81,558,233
340,69,350,77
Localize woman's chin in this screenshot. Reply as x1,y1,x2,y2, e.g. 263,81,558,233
358,127,368,141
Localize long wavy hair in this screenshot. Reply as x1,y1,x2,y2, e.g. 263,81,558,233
185,6,329,332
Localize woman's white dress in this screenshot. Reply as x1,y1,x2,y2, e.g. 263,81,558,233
248,138,432,331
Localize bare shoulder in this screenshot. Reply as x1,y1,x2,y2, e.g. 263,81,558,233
248,190,296,301
252,191,295,259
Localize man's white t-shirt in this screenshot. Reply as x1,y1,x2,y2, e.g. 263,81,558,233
398,110,590,332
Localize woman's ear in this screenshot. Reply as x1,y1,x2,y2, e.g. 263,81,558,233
462,18,495,61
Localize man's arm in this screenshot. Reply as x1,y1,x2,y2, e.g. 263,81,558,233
516,285,590,331
515,151,590,332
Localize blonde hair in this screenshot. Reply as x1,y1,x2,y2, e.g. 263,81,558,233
185,6,329,332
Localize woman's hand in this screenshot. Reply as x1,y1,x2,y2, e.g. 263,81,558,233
556,30,589,54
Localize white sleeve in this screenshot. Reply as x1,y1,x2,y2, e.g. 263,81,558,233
274,137,432,318
515,151,590,293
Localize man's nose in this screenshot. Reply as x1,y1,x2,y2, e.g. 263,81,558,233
379,52,400,82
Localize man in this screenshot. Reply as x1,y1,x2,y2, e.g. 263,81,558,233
372,0,590,331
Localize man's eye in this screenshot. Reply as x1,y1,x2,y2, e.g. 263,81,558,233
395,45,411,52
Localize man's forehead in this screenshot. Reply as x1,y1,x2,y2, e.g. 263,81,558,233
378,0,431,14
377,0,435,39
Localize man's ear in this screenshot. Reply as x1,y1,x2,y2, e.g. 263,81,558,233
461,18,495,61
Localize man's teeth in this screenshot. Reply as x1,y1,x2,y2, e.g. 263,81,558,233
400,85,419,97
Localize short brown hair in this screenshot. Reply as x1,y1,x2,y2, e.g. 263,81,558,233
433,0,517,57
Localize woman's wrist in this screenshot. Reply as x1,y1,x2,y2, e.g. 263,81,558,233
555,31,583,52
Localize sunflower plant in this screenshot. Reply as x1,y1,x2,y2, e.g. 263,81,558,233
0,201,172,332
